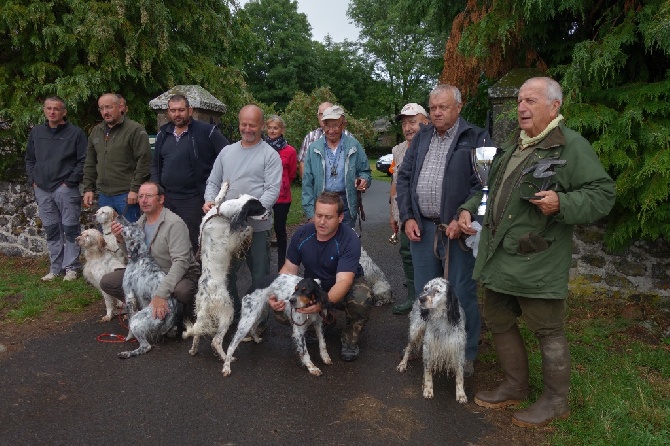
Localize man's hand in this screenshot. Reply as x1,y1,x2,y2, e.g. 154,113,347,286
110,221,124,242
83,191,94,208
202,201,214,213
127,191,138,205
444,219,462,240
151,296,170,320
530,190,560,216
404,218,421,242
268,294,285,312
355,178,368,191
458,210,477,235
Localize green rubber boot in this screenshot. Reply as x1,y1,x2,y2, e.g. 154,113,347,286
392,297,415,315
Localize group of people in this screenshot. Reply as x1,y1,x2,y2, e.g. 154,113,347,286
25,76,615,428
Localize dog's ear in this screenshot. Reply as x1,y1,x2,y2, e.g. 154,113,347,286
446,283,462,326
230,199,266,231
312,279,329,305
97,233,106,250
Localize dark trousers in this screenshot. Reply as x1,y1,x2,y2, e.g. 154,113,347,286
164,194,205,255
273,202,291,271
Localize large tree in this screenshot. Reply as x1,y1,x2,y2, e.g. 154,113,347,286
445,0,670,249
347,0,445,116
0,0,247,176
240,0,317,110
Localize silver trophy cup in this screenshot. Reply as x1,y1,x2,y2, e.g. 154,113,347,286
472,146,497,221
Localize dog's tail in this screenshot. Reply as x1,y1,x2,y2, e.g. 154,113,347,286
446,283,462,326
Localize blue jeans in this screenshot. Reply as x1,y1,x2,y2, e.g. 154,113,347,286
98,192,140,223
410,215,480,361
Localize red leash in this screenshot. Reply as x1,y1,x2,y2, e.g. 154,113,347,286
96,312,136,343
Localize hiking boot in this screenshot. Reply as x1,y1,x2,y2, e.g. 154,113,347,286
475,325,529,409
41,272,58,282
64,270,78,281
340,343,360,361
512,335,571,428
392,298,415,315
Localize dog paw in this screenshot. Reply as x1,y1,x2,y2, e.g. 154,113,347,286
98,315,113,323
397,362,407,372
222,363,232,376
423,387,434,399
308,366,323,376
456,393,468,404
188,348,198,356
118,351,131,359
322,356,333,365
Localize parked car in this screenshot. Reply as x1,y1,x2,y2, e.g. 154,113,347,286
376,153,393,176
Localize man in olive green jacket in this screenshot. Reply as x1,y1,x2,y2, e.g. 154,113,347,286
82,93,151,222
458,77,615,428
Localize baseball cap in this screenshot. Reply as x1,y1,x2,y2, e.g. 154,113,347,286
395,103,428,121
322,105,345,120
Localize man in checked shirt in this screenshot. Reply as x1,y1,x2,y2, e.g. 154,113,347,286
395,84,491,378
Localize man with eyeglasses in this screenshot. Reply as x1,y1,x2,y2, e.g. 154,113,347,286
396,84,490,378
82,93,151,222
100,181,199,324
302,105,371,229
297,102,352,178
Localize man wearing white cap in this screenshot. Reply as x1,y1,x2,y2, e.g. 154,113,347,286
389,103,429,314
396,85,491,377
302,105,371,228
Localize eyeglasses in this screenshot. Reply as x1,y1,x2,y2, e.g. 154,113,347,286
324,124,343,132
137,193,158,200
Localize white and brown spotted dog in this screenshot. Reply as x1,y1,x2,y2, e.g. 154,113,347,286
397,277,467,403
95,206,125,264
222,275,332,377
76,228,126,322
183,182,267,359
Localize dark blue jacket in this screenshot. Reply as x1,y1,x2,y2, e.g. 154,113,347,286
396,116,489,232
151,119,229,197
25,121,87,191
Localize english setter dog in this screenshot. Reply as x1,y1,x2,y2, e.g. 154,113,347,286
76,228,125,322
360,248,393,306
222,275,332,377
118,222,178,359
95,206,125,264
397,277,467,403
183,187,267,358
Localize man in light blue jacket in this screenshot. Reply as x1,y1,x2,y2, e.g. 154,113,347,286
302,105,371,228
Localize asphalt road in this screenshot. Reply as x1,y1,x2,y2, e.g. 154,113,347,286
0,178,493,445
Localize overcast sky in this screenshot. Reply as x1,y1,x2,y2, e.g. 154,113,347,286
237,0,361,43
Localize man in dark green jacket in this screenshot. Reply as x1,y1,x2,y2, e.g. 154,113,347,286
458,77,615,428
82,93,151,222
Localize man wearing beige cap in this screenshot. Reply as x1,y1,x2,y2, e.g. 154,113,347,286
302,105,371,228
389,103,429,314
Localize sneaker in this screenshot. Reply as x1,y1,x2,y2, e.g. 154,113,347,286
340,343,360,361
464,360,474,378
63,270,78,281
41,272,58,282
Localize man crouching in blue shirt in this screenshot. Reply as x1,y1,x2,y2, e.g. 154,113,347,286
268,191,372,361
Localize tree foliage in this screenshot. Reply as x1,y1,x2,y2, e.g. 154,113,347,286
240,0,318,110
0,0,247,176
347,0,444,116
448,0,670,248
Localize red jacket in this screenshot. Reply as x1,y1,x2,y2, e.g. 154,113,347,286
277,144,297,204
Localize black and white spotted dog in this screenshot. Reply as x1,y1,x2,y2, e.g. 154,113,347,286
397,277,467,403
118,222,178,359
222,275,332,377
183,185,267,359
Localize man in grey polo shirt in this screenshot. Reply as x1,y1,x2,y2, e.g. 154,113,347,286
396,84,490,377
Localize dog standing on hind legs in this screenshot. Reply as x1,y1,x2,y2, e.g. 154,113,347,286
182,184,268,358
397,277,467,403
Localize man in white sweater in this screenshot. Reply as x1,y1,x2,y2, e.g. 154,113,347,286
204,104,282,318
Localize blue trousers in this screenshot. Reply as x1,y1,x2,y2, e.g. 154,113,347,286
410,215,480,361
98,192,140,223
